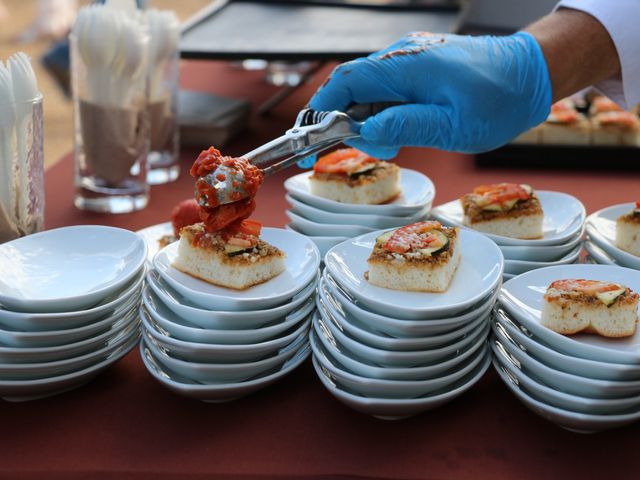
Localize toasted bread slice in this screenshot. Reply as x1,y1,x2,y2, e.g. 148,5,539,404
174,223,285,290
591,112,640,146
541,279,639,338
309,161,401,205
616,212,640,257
366,224,460,293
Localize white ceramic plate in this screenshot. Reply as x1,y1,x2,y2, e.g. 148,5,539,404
493,347,640,415
493,357,640,433
0,269,144,332
137,222,173,263
311,323,487,381
141,306,311,364
286,194,430,229
147,268,318,330
318,280,488,351
140,340,310,403
325,229,504,320
498,226,584,262
494,308,640,381
586,203,640,269
284,225,348,259
584,240,617,265
154,228,321,311
500,264,640,364
431,191,586,246
312,349,490,420
0,332,139,402
0,226,147,313
284,169,435,216
143,286,315,345
323,271,499,337
286,210,377,237
503,244,582,275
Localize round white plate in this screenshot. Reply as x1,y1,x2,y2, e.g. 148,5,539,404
312,348,490,420
153,228,321,311
503,244,582,275
431,191,586,246
143,286,315,345
325,229,504,320
586,203,640,269
499,264,640,364
0,269,144,332
286,194,430,229
137,222,173,263
493,357,640,433
499,226,584,262
584,240,617,266
140,340,310,403
0,226,147,313
147,268,318,330
284,225,348,259
494,308,640,381
284,168,435,216
286,210,376,237
493,346,640,416
323,270,499,336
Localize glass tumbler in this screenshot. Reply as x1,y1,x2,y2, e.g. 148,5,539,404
70,32,150,214
0,95,44,244
147,43,179,185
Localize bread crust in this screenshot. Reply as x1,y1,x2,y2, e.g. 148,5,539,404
461,194,542,224
618,213,640,225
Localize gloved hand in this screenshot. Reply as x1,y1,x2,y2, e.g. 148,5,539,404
308,31,552,158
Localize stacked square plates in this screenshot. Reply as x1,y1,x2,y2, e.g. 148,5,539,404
493,264,640,433
310,228,503,419
0,226,146,401
585,203,640,268
431,191,586,280
140,228,321,402
283,168,436,256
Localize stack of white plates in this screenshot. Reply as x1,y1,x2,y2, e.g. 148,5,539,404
310,229,503,419
283,169,436,256
140,228,321,402
431,191,586,280
0,226,146,401
494,264,640,433
585,203,640,268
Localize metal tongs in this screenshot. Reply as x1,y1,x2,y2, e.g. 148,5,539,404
208,102,400,206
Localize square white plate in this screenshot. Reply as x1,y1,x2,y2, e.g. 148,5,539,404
431,191,585,246
154,228,321,311
0,226,147,313
500,264,640,364
285,169,435,216
586,203,640,270
325,228,504,319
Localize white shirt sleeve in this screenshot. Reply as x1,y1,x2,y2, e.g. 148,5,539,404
556,0,640,109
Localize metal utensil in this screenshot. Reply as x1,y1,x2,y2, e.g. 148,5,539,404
203,102,402,206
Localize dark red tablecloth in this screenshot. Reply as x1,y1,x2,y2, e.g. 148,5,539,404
2,61,639,480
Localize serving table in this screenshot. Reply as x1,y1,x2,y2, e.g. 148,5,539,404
2,60,639,480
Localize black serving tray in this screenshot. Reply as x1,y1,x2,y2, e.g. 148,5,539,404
180,0,463,61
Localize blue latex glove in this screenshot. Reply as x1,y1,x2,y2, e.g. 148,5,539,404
308,31,552,158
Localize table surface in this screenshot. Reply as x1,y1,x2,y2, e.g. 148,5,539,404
3,60,640,480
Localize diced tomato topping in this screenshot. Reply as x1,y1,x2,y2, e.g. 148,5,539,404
550,279,622,295
473,183,530,205
636,200,640,209
225,219,262,237
592,96,622,114
313,148,377,175
171,199,201,237
551,99,575,114
596,111,638,128
548,110,578,124
383,221,443,253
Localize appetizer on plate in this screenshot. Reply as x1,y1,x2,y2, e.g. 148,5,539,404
541,99,590,145
366,221,460,292
616,201,640,256
460,183,543,239
591,111,640,147
309,148,401,204
173,147,285,289
589,95,623,116
541,279,639,338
